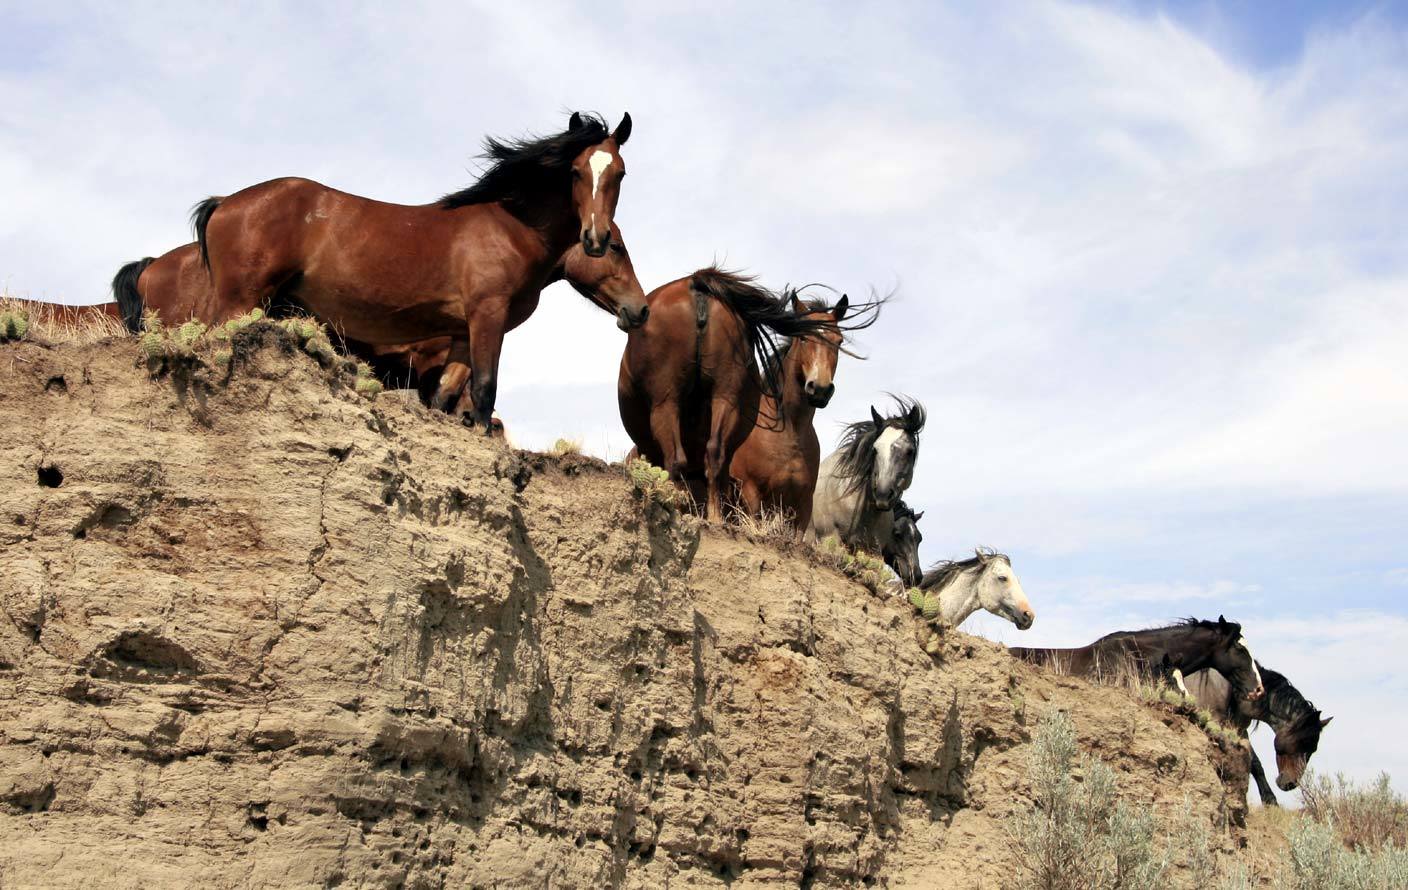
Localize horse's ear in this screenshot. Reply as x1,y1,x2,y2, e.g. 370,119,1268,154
613,112,633,145
914,510,924,522
1218,615,1228,627
870,406,883,428
907,401,925,431
790,291,805,315
975,548,989,564
569,112,586,132
1320,716,1334,729
832,294,850,321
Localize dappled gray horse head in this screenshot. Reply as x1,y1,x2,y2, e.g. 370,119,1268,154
839,397,924,511
883,502,924,587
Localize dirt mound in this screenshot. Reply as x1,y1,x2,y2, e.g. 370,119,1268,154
0,331,1245,888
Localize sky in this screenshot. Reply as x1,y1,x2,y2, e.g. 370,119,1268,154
2,1,1406,801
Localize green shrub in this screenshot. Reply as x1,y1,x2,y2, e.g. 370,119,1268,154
1301,772,1408,852
0,309,30,341
1010,711,1171,890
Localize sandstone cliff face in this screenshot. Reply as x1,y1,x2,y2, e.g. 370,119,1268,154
0,332,1243,888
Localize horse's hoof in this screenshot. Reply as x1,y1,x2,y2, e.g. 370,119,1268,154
1261,797,1279,807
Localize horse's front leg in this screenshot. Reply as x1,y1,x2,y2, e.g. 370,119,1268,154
429,337,472,415
466,307,508,435
1248,747,1279,806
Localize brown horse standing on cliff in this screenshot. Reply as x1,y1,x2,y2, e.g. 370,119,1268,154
618,269,871,520
111,218,645,418
192,112,642,430
727,293,870,534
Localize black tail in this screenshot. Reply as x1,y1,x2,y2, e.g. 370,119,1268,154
110,257,154,333
190,196,223,273
688,266,885,402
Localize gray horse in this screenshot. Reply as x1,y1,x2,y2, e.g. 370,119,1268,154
809,398,926,565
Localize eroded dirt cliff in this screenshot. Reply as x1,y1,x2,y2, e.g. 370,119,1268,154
0,330,1244,888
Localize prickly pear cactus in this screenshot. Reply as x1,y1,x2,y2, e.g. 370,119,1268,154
921,593,942,621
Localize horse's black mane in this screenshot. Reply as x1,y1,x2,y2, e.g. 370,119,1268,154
689,268,879,406
833,395,926,494
919,548,1008,591
441,112,610,209
1257,663,1322,732
1094,616,1242,645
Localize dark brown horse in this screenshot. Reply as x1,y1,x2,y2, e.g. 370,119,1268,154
727,294,856,534
617,269,860,520
1011,616,1266,701
1186,662,1332,805
194,112,642,430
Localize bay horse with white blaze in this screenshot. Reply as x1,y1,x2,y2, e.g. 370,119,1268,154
727,291,881,534
195,112,642,431
114,218,644,422
1010,616,1265,701
1186,662,1331,805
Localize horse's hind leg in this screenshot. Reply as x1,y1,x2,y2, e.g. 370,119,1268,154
430,338,472,415
704,398,742,522
648,399,687,483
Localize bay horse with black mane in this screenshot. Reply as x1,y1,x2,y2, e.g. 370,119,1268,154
618,268,876,521
809,396,925,552
727,291,881,534
193,111,642,431
111,218,644,422
1010,616,1265,701
1186,662,1332,805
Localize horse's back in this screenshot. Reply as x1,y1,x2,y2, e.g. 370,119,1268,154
1184,669,1233,716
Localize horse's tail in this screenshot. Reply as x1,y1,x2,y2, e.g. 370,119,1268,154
109,257,154,333
190,196,223,274
688,265,885,402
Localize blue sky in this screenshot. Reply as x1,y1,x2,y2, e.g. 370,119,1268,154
2,1,1405,800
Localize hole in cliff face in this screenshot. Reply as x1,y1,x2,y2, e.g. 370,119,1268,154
46,375,67,392
89,631,201,681
37,465,63,488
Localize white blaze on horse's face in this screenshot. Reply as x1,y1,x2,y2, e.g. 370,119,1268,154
589,150,613,199
871,426,915,509
976,557,1036,630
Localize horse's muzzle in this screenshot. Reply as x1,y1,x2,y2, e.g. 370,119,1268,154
805,381,835,408
582,229,610,257
617,304,649,331
1012,608,1035,630
1245,684,1265,701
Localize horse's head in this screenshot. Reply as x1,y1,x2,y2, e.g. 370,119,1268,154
868,401,924,510
882,502,924,587
973,551,1036,630
788,293,848,408
569,111,631,258
561,221,649,330
1273,711,1332,791
1207,616,1265,702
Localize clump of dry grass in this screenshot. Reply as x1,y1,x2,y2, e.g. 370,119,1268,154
1300,772,1408,852
0,296,129,344
550,438,583,457
730,507,798,541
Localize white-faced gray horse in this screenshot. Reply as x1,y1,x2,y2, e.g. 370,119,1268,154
809,398,925,569
917,549,1036,629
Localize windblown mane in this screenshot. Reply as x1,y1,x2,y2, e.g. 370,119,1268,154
689,268,877,404
920,547,1008,591
1259,664,1321,732
1094,616,1242,646
832,395,926,494
440,112,611,209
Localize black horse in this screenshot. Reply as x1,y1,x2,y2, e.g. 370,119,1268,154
1185,662,1332,805
1011,616,1266,702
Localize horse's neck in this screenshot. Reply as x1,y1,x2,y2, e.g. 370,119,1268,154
933,572,982,626
1260,674,1307,728
772,360,815,429
1163,630,1217,673
467,193,579,268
